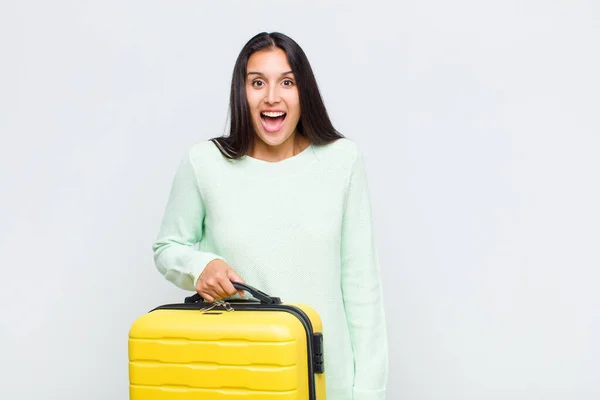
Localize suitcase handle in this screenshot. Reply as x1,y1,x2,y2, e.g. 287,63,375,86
184,282,282,305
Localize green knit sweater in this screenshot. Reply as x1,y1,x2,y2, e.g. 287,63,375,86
152,137,388,400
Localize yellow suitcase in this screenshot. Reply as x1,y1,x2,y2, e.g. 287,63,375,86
128,283,326,399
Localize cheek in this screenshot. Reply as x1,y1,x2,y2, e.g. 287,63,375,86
286,92,301,115
244,95,259,122
245,88,260,110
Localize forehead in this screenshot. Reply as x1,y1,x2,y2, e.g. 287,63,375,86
246,47,293,75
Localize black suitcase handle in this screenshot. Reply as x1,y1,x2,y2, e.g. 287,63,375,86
184,282,281,305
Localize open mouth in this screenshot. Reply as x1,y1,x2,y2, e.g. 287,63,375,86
260,111,287,133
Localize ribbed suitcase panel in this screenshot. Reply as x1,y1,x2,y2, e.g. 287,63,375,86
130,385,299,399
130,362,298,390
129,308,310,399
130,310,305,341
129,337,297,366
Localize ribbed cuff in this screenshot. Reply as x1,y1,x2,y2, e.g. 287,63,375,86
191,253,226,287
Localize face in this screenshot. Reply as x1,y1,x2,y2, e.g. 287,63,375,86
245,47,301,149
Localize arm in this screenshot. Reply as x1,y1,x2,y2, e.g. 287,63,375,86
152,150,224,291
340,148,388,400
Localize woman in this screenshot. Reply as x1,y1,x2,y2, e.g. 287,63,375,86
152,32,388,400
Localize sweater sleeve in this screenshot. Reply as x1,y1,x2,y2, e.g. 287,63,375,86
152,150,225,291
340,148,388,400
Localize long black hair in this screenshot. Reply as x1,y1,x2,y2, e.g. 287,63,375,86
210,32,344,159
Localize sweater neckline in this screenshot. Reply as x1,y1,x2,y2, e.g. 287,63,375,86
236,143,317,176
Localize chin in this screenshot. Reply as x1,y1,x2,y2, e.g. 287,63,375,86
256,131,294,148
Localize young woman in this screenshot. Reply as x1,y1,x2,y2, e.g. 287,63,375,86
152,32,388,400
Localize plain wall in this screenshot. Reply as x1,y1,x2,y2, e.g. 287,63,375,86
1,0,599,399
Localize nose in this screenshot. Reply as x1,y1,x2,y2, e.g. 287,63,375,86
264,85,280,104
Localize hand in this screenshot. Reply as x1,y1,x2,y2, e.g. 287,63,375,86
195,259,245,302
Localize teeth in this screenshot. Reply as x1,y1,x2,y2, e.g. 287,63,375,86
261,111,285,117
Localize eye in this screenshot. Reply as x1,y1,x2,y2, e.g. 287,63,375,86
282,79,295,86
251,80,264,88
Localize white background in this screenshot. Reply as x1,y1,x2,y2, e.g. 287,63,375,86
1,1,599,399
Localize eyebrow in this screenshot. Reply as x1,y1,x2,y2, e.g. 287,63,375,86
247,70,294,77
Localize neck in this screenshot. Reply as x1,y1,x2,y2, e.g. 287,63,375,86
250,134,310,162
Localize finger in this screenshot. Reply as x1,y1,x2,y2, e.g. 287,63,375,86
199,290,214,303
202,277,226,300
199,280,221,302
220,278,239,298
212,280,232,300
227,269,245,298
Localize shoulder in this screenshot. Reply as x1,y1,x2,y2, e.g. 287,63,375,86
318,137,360,155
171,140,229,186
187,140,222,162
313,137,363,168
180,140,228,171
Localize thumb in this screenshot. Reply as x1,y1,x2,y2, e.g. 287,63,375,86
227,268,245,298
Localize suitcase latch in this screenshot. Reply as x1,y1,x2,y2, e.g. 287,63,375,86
312,333,324,374
199,300,234,313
